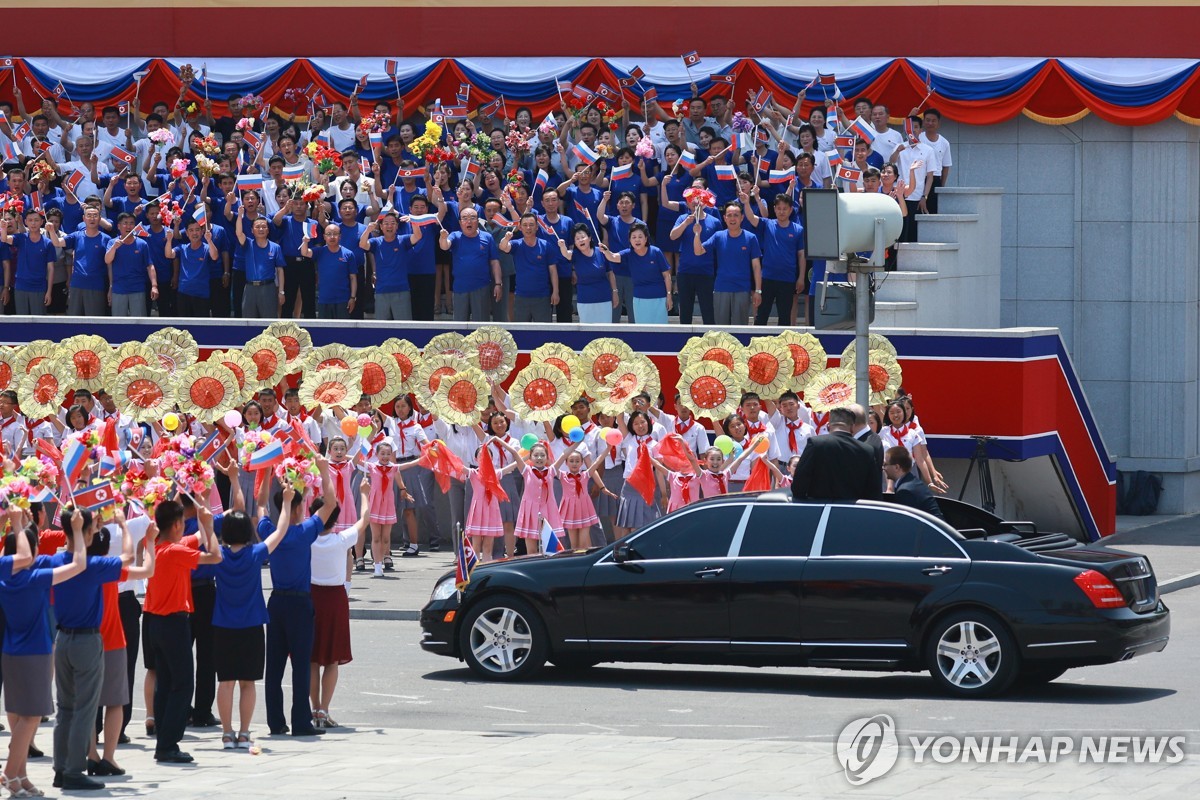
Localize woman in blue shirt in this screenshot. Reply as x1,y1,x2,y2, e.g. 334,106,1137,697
600,223,671,325
557,223,617,324
213,483,294,750
0,511,86,798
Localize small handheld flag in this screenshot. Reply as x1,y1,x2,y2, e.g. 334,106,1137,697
192,204,208,226
596,82,619,101
825,150,844,170
478,97,503,118
305,220,320,239
540,519,563,554
457,83,471,105
236,173,264,192
65,170,85,194
837,165,864,183
74,481,117,512
248,438,285,470
110,145,136,165
569,140,599,167
570,85,596,104
714,163,736,181
609,162,633,183
282,163,306,182
117,100,129,115
681,51,702,69
463,160,481,182
768,167,795,184
540,114,558,135
534,169,549,193
53,81,66,99
358,74,369,91
676,149,698,172
407,213,440,228
455,529,479,590
834,135,855,149
0,141,17,162
384,59,398,78
242,130,263,151
709,74,735,86
643,87,658,103
751,87,772,113
368,130,382,149
848,117,876,144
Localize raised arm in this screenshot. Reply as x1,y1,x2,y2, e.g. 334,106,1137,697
263,485,295,553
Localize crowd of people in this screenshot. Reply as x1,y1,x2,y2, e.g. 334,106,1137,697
0,331,946,794
0,85,952,326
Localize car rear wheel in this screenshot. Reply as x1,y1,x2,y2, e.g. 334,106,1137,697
926,610,1018,697
459,596,547,681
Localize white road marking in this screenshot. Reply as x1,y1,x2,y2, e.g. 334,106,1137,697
484,706,528,714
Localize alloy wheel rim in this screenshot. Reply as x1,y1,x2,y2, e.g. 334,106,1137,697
935,620,1003,688
469,607,534,673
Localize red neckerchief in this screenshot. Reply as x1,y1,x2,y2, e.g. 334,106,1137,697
331,460,349,507
292,408,309,423
490,436,511,466
530,466,550,502
565,471,584,496
0,415,17,431
396,416,417,448
679,473,693,504
675,417,694,436
812,411,829,431
581,422,596,434
742,415,765,437
890,422,914,441
712,471,727,494
786,419,804,452
261,412,279,430
375,463,392,494
417,411,435,429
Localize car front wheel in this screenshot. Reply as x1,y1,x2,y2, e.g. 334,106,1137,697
926,610,1019,697
459,596,548,681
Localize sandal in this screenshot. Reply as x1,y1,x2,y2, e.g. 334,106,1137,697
322,714,339,729
236,732,252,749
355,558,366,572
222,732,236,750
4,777,32,798
18,777,43,797
383,556,395,572
313,710,327,729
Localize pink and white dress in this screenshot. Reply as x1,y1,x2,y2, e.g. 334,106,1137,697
514,465,563,539
367,463,398,524
464,468,504,538
328,460,358,533
557,469,599,528
665,471,700,513
698,470,730,499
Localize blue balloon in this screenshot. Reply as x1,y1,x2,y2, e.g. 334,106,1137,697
568,426,585,443
732,443,744,457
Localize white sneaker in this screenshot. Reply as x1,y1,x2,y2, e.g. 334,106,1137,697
373,563,383,577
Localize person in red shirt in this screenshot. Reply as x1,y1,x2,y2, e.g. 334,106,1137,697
142,500,220,764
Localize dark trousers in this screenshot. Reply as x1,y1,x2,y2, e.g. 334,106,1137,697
145,613,192,756
284,259,316,319
409,273,436,321
902,199,921,243
554,280,574,323
177,292,211,317
676,273,715,325
209,277,231,318
926,181,940,214
755,278,796,326
265,592,314,733
155,283,178,318
231,271,246,318
119,591,141,736
190,582,216,719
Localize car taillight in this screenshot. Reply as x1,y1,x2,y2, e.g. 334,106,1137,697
1073,570,1127,608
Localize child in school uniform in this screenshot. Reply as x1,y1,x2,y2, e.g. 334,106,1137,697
366,441,413,577
558,449,615,550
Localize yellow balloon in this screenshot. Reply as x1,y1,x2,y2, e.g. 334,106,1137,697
562,414,581,432
163,412,180,431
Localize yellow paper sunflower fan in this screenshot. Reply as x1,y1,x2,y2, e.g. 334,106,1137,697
432,367,490,427
679,330,744,374
305,343,358,374
577,338,635,397
840,350,902,406
298,367,358,412
13,340,60,377
205,350,256,405
17,358,74,420
839,333,896,364
354,347,403,402
775,331,827,391
742,337,795,399
631,353,661,401
60,334,111,391
242,335,288,390
103,341,157,390
423,331,469,360
379,338,421,390
466,326,518,381
0,346,18,391
146,327,199,372
805,368,858,413
111,364,176,424
413,354,468,409
676,361,739,421
264,321,313,373
509,363,572,422
530,342,578,383
593,359,653,417
175,362,240,424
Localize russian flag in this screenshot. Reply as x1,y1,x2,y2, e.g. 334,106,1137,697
236,173,264,192
848,117,876,144
368,130,382,148
1,141,18,162
769,167,795,184
681,51,701,68
677,148,698,171
31,486,58,504
540,114,558,135
534,169,549,193
315,130,330,148
74,480,117,512
609,163,633,183
714,164,736,181
282,163,306,182
62,436,89,486
248,438,285,470
570,140,599,167
734,131,753,152
193,204,208,226
408,213,440,228
825,150,844,170
351,436,370,461
837,165,864,183
540,519,563,554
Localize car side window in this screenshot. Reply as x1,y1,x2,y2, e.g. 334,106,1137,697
917,526,965,559
628,505,745,560
739,506,823,557
821,507,921,558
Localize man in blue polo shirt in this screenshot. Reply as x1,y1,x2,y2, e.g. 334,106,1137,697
271,195,320,319
104,212,158,316
438,207,502,323
300,224,357,320
259,456,336,737
166,220,218,317
694,200,762,326
360,211,419,321
669,181,722,325
335,199,368,320
1,208,57,314
498,213,558,323
50,205,110,316
236,206,285,318
745,192,805,326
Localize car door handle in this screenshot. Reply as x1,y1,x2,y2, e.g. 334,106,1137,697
922,565,953,575
694,567,725,578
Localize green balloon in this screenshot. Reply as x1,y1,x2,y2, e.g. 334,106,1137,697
521,433,539,450
714,435,734,455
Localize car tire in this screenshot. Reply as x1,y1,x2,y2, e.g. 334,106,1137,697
1015,666,1068,686
925,610,1019,698
459,595,548,681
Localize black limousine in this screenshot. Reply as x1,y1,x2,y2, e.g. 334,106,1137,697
420,492,1169,697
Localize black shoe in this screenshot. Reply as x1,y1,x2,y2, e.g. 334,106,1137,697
87,759,101,775
61,774,106,790
118,733,131,745
429,543,441,552
93,759,125,776
269,725,289,736
53,771,62,788
290,726,326,737
28,744,44,758
154,750,194,763
401,546,420,557
190,712,219,727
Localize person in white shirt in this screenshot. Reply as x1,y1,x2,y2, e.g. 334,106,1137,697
652,394,710,457
767,390,815,467
17,115,70,162
51,134,111,201
918,108,952,214
282,388,323,447
898,138,936,241
870,104,904,164
325,102,357,152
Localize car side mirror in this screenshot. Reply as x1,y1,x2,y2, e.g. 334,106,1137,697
613,544,633,563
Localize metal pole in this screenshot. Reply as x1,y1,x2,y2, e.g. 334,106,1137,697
855,266,870,409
